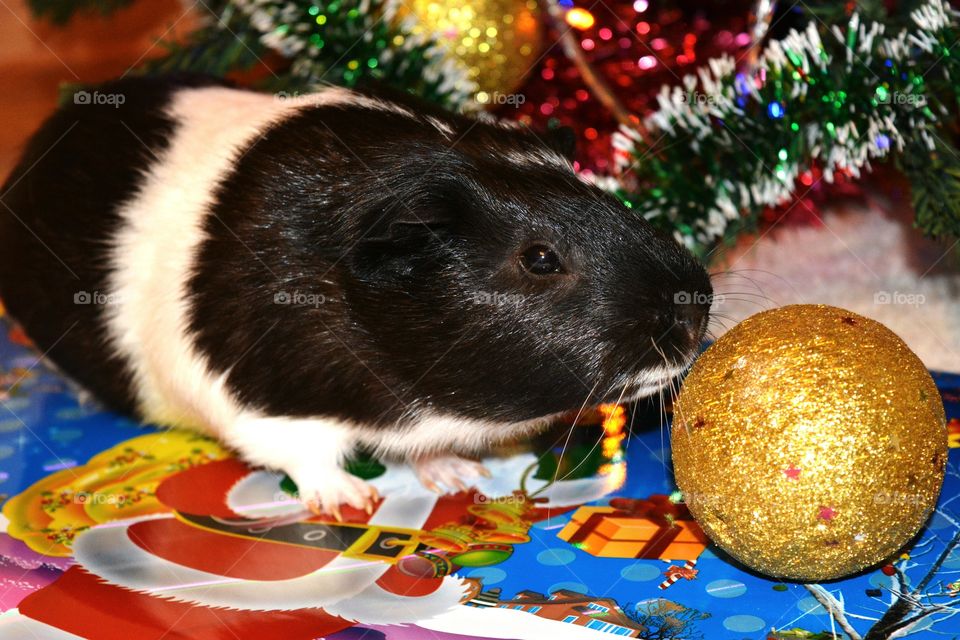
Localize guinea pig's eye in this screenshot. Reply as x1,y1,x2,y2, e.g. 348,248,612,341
520,244,563,275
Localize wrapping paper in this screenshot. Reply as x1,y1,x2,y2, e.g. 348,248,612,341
0,314,957,639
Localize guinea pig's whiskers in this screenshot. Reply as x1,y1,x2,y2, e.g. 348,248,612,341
657,382,668,478
277,273,336,287
549,378,602,490
712,267,805,304
598,373,631,406
710,268,775,299
710,310,738,321
650,337,675,482
709,267,768,289
710,289,774,306
709,274,764,296
709,288,772,301
723,267,798,294
623,386,639,451
664,346,682,405
706,313,737,332
553,380,630,484
388,401,419,430
649,335,672,373
703,239,734,264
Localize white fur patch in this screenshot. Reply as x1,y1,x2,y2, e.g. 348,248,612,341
227,413,358,488
621,364,689,404
355,411,562,460
104,86,361,438
285,90,417,120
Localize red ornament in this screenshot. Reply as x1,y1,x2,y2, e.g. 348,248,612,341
503,2,757,172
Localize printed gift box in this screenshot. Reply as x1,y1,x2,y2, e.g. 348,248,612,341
558,494,709,561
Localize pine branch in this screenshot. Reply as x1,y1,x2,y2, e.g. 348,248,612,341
142,5,267,78
613,0,960,254
898,135,960,237
122,0,473,110
212,0,476,107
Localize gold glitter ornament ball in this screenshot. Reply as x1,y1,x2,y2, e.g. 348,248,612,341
403,0,542,98
673,305,947,581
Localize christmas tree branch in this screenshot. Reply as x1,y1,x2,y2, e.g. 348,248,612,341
613,0,960,254
143,0,475,108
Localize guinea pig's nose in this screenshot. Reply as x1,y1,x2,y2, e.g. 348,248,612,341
671,290,712,336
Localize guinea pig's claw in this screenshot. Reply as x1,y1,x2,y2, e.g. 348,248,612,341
306,499,337,521
414,455,490,495
297,469,379,522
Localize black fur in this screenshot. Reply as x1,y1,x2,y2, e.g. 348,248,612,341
187,88,712,426
0,75,712,432
0,74,229,413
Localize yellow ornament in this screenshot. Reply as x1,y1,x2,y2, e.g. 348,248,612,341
403,0,542,98
672,304,947,581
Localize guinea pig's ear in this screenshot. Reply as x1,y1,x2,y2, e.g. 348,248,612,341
361,202,452,245
543,126,577,162
349,205,452,283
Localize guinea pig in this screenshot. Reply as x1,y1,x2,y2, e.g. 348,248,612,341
0,75,712,518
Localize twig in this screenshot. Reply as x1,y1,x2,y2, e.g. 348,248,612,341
805,584,864,640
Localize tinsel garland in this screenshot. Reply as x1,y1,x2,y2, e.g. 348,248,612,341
612,0,960,252
147,0,476,108
25,0,960,254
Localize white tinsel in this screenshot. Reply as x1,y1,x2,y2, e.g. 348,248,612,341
607,0,957,245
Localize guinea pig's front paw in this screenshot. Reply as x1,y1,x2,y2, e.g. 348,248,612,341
413,454,491,494
294,468,380,522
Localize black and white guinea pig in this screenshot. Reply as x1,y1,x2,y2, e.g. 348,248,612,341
0,75,712,517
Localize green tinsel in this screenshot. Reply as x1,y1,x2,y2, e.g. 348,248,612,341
613,0,960,254
23,0,960,254
145,0,475,108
